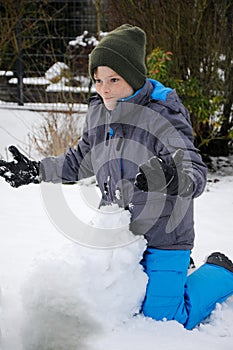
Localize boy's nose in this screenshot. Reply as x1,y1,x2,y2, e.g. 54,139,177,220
103,82,111,93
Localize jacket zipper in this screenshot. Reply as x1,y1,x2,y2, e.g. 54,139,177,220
104,127,125,202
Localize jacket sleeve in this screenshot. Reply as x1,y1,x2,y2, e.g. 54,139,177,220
40,120,94,183
153,99,207,199
163,135,207,198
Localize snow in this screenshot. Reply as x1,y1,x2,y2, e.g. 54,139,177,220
0,108,43,159
0,71,13,77
45,79,96,93
0,100,88,113
8,77,50,86
6,60,97,94
68,30,107,48
0,107,86,159
45,62,70,81
0,106,233,350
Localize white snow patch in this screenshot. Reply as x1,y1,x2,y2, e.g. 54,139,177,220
45,62,70,81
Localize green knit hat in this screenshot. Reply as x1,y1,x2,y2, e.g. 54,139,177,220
89,24,147,91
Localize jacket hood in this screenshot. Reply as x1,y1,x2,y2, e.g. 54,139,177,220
149,79,189,116
148,79,172,101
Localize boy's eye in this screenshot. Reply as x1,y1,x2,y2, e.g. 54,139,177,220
94,77,120,84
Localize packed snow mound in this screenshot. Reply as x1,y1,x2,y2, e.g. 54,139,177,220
21,210,148,350
85,203,139,248
41,182,141,248
89,203,131,228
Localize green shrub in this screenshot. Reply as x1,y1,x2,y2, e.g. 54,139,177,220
147,47,226,153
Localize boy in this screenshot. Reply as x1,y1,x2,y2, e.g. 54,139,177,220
1,24,233,329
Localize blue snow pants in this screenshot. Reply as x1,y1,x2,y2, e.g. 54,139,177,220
141,248,233,330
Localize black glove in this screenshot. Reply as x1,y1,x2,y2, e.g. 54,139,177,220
0,146,40,188
135,149,194,196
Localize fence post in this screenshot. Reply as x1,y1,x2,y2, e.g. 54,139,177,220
16,0,24,106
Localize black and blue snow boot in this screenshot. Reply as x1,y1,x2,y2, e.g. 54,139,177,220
206,252,233,273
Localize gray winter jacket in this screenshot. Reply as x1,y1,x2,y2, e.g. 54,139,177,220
41,79,207,250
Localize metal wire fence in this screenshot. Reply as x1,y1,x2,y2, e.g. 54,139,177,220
0,0,105,107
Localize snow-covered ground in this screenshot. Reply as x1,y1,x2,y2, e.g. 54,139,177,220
0,106,233,350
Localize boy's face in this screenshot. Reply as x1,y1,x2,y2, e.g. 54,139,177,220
94,66,134,110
